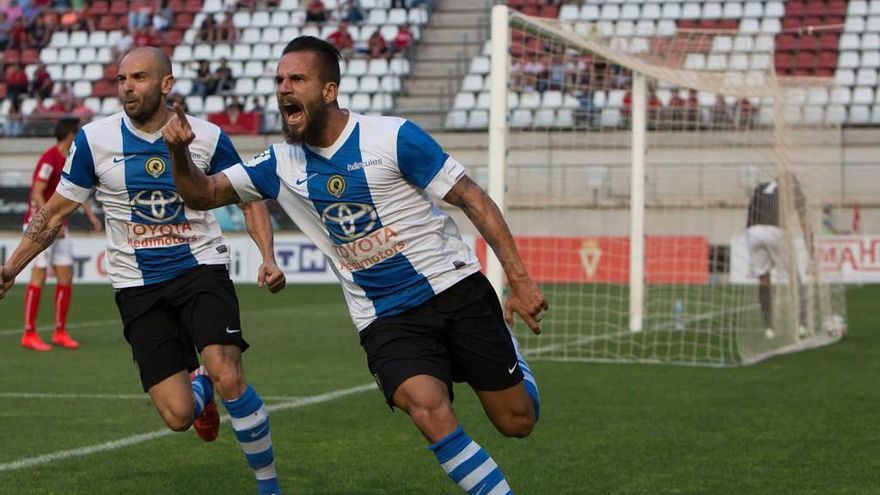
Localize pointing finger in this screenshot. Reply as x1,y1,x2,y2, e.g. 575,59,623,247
173,102,190,128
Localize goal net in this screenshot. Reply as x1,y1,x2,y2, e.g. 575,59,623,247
486,6,847,366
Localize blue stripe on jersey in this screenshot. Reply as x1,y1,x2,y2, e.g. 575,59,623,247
242,147,281,199
62,129,96,189
305,124,435,318
396,120,449,189
208,130,242,175
134,244,198,285
121,122,187,224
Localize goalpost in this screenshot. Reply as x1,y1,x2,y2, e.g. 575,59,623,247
487,5,847,366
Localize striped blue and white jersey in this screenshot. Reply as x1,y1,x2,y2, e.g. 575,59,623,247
223,111,480,330
55,112,240,288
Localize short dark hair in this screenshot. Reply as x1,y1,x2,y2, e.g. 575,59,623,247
55,117,80,142
282,36,341,85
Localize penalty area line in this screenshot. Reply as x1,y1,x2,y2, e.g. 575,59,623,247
0,383,375,473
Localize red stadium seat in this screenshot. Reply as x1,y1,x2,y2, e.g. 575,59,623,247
176,13,194,29
21,49,38,64
827,0,847,16
776,33,796,51
168,0,185,10
184,0,202,14
782,17,802,31
774,52,793,71
109,0,127,15
805,1,827,17
92,80,116,98
164,29,184,46
99,15,121,30
794,51,815,68
817,51,838,69
4,49,20,64
538,5,558,18
91,1,108,15
103,65,117,80
819,33,839,50
0,83,7,99
796,34,820,51
521,5,539,16
786,1,806,17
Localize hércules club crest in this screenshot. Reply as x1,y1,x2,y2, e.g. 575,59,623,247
145,157,166,178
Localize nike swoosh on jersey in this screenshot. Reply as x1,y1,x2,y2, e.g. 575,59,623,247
295,173,318,185
112,155,137,164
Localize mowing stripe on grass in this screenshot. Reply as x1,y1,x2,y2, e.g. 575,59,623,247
0,383,375,472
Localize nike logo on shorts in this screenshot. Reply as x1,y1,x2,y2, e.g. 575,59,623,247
508,362,518,374
225,327,241,334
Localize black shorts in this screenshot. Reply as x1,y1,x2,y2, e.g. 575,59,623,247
359,272,524,408
114,264,249,392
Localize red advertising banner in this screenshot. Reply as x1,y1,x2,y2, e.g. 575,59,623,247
475,236,709,284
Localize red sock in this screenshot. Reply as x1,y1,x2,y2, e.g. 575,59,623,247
55,285,72,332
24,284,42,333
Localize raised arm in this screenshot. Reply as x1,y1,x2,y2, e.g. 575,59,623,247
0,194,83,298
443,175,548,334
239,201,286,293
163,103,241,210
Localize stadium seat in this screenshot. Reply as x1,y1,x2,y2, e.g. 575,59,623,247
469,56,490,75
454,92,476,110
641,4,660,20
349,93,371,112
78,47,97,64
175,79,193,95
70,31,89,48
849,105,871,123
213,44,233,60
702,2,722,19
360,76,380,93
599,4,620,21
534,109,556,127
40,48,58,65
834,68,856,85
347,59,368,77
853,86,875,104
831,87,852,104
204,96,225,113
845,17,865,33
371,93,392,112
252,44,272,60
803,106,825,124
740,18,760,35
825,105,847,124
542,90,563,109
475,91,491,109
635,21,655,37
744,1,764,18
340,75,358,93
807,87,830,105
662,3,682,19
101,97,121,114
863,33,880,50
241,27,261,44
863,51,880,68
620,4,639,20
857,68,878,85
580,4,599,21
73,81,92,98
84,64,103,81
64,65,84,82
707,54,727,70
467,109,489,129
367,58,389,76
510,109,532,128
750,53,771,70
599,108,621,127
519,91,541,109
408,7,428,25
49,31,69,48
461,75,483,93
760,18,781,34
234,78,255,96
231,45,251,61
445,110,468,129
722,2,742,19
185,96,204,114
270,11,289,27
203,0,222,12
560,4,579,21
367,9,388,25
84,97,102,114
380,75,400,93
839,52,860,69
254,77,274,95
712,35,733,53
684,53,706,70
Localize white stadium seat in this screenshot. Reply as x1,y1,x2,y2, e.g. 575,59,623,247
467,109,489,129
204,96,225,113
445,110,468,129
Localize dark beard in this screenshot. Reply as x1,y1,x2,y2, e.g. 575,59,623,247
281,101,329,146
123,89,163,124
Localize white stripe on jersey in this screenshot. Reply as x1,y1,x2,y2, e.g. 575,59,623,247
55,112,239,288
223,111,480,330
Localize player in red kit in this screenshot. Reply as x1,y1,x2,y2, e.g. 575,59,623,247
20,118,103,352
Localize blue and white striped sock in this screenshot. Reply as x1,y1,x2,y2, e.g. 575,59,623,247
190,372,212,418
429,426,513,495
510,331,540,421
222,385,281,495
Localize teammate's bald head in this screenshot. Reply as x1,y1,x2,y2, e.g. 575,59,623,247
121,47,173,78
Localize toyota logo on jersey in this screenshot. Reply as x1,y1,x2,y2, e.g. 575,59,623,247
130,190,184,224
320,202,378,242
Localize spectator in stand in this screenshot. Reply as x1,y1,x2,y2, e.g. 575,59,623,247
53,80,72,104
128,0,152,30
235,0,256,11
4,97,24,137
30,62,53,98
77,0,97,32
735,97,754,127
391,23,413,57
521,57,547,92
70,97,94,122
27,14,51,49
390,0,406,9
712,95,730,127
197,13,217,42
58,8,80,33
31,94,53,115
6,63,28,101
0,12,11,50
7,15,26,48
668,90,686,131
113,26,134,61
327,21,354,60
409,0,434,10
4,1,24,24
152,0,173,32
212,57,234,94
133,26,159,47
190,59,211,96
216,13,237,43
365,29,387,59
339,0,363,24
305,0,328,26
41,8,59,33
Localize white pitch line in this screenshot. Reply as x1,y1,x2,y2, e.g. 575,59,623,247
0,383,375,473
0,392,307,402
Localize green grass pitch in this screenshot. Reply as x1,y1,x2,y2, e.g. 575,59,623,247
0,283,877,494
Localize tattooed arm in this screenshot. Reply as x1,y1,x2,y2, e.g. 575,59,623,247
0,194,82,299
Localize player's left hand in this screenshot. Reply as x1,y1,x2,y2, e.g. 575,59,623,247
163,103,195,152
0,265,16,300
257,260,286,293
505,276,548,335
